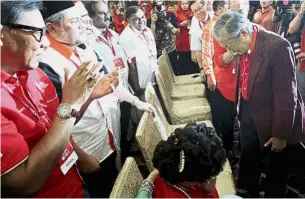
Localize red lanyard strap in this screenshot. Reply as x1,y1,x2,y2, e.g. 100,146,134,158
98,35,116,56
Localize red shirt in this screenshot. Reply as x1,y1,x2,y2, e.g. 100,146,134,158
239,29,257,100
175,3,192,52
153,177,219,198
0,69,84,198
213,38,236,102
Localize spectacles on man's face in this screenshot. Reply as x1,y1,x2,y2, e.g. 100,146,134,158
3,23,46,42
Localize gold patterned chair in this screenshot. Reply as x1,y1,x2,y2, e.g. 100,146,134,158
136,110,213,172
145,83,213,133
160,50,202,86
110,157,143,198
155,68,212,124
158,54,205,100
135,112,236,197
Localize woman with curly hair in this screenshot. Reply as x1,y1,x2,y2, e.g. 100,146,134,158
137,123,226,198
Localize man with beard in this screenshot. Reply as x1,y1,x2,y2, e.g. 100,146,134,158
84,0,156,164
41,1,122,197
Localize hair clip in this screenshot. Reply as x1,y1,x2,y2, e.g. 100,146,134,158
178,150,185,173
174,137,179,145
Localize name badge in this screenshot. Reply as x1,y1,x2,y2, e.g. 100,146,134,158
59,141,78,175
114,57,125,69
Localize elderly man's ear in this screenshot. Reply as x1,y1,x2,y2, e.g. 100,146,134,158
46,23,58,34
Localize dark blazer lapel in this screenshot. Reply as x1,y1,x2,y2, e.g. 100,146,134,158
248,31,265,99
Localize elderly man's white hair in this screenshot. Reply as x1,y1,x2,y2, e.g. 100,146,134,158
213,10,253,41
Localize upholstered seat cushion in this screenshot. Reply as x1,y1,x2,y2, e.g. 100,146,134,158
174,74,202,86
171,83,205,100
171,98,212,124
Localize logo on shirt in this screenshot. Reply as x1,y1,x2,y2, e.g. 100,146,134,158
36,81,48,94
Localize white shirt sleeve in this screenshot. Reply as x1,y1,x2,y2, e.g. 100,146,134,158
189,17,202,51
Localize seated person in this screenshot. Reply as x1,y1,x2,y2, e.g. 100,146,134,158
137,123,226,198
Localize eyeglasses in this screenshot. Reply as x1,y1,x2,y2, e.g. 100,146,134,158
3,23,46,42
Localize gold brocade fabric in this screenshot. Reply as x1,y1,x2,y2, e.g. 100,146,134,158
155,69,212,124
160,50,202,86
110,157,143,198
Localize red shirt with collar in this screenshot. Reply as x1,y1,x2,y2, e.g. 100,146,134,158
0,69,84,198
239,29,257,100
213,38,236,102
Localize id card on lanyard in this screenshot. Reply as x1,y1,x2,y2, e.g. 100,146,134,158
98,33,127,86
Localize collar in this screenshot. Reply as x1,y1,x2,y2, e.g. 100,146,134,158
247,26,258,55
104,28,113,38
129,25,147,35
46,34,75,59
1,70,27,84
261,6,273,14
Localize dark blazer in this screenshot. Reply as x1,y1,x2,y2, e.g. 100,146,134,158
236,28,305,145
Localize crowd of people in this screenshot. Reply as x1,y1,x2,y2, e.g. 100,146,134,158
1,0,305,198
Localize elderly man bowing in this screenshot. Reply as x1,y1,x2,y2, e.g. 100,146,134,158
213,11,305,197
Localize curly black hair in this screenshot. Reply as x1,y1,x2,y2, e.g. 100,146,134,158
152,123,226,184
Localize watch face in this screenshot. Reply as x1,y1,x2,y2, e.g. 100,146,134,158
58,104,72,118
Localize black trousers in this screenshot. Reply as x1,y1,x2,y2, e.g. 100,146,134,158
237,98,292,198
210,89,236,151
81,152,118,198
178,51,200,75
120,101,132,164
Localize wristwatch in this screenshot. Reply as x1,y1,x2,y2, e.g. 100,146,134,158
57,103,76,119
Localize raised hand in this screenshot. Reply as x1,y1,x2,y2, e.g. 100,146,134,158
61,61,104,109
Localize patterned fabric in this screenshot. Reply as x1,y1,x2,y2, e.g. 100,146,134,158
202,16,220,84
110,157,143,198
155,21,176,55
160,50,202,86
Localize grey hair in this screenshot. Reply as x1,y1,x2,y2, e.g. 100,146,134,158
44,9,67,25
1,0,43,24
213,11,253,41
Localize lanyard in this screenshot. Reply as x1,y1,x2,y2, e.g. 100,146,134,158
2,80,52,126
130,26,152,54
69,49,82,69
98,34,116,56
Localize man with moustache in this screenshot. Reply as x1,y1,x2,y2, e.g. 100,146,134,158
120,6,158,116
84,0,156,163
41,1,122,197
0,1,115,197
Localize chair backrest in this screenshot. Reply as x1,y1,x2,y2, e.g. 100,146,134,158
145,83,170,129
110,157,143,198
158,54,175,93
158,53,174,92
136,112,163,172
161,49,176,80
155,68,173,114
